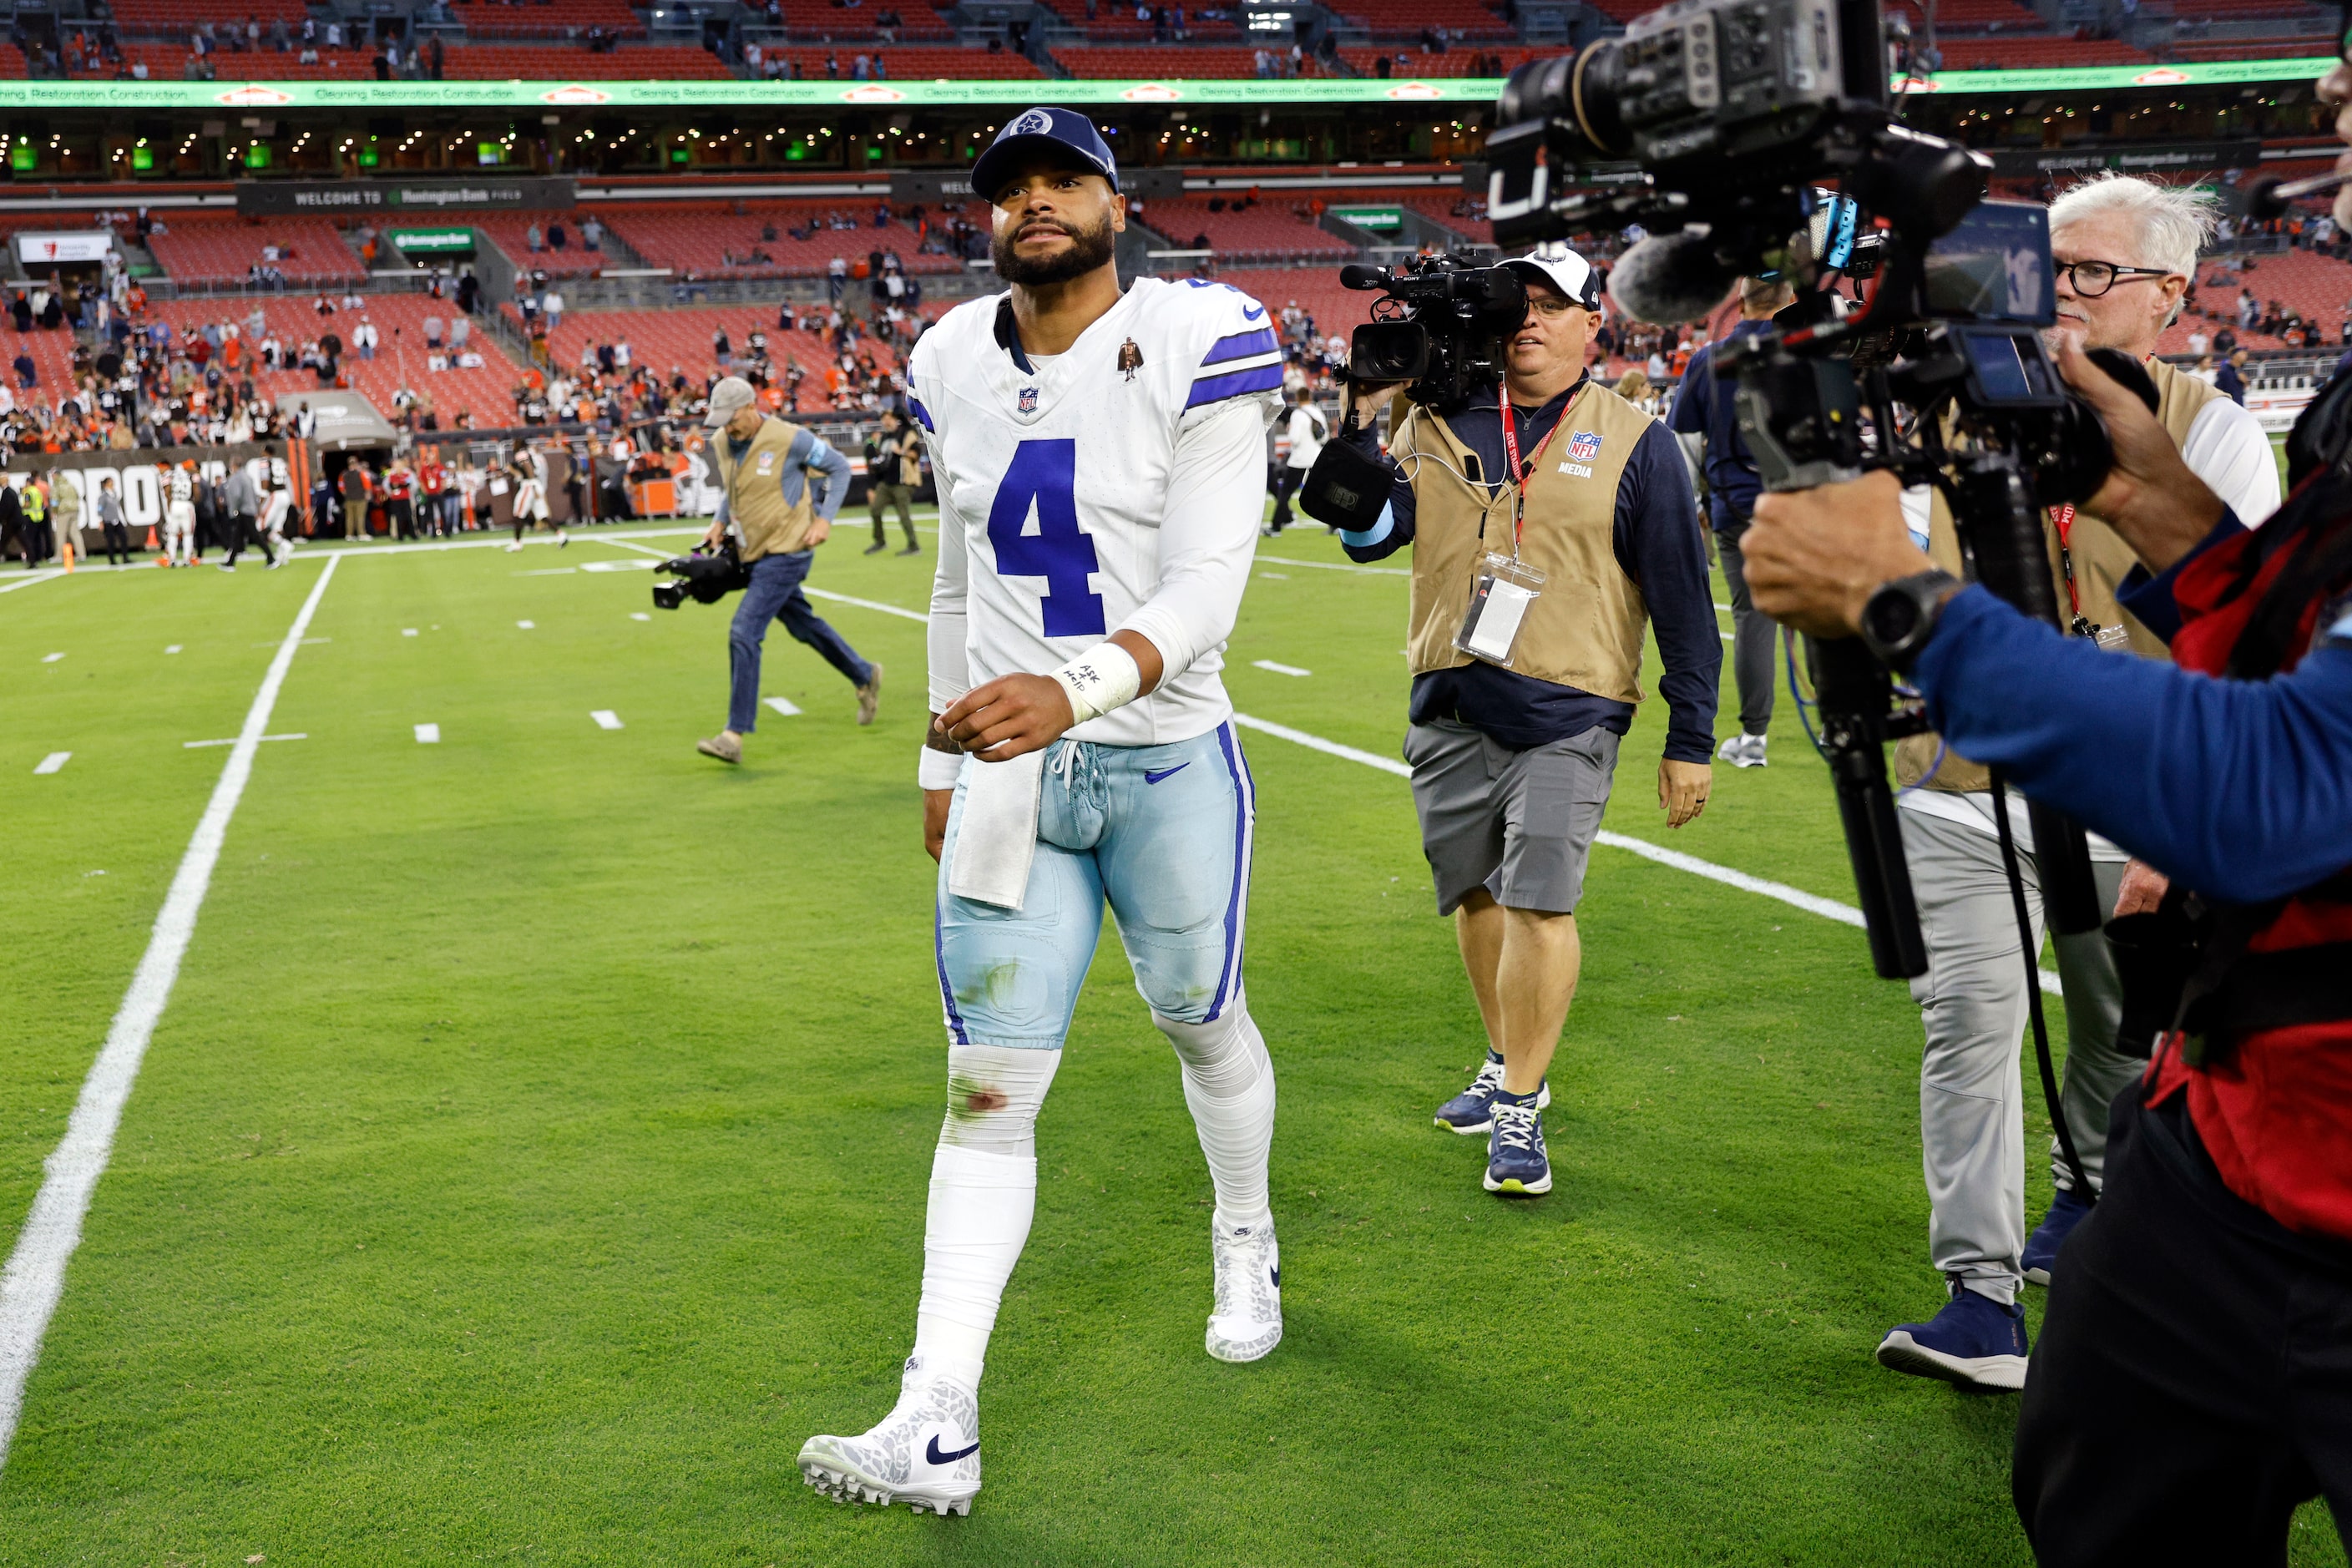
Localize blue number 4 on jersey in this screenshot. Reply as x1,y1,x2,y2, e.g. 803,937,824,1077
985,438,1107,638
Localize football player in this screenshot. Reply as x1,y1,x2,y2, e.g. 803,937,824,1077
797,109,1285,1518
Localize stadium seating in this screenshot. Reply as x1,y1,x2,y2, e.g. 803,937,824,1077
440,44,737,78
597,201,961,280
1935,36,2150,66
756,0,956,43
1329,0,1516,41
149,294,528,425
517,304,922,413
1143,196,1355,262
146,215,367,287
2171,35,2332,58
455,0,647,43
1338,47,1540,77
463,213,615,277
1029,0,1159,40
108,0,311,28
1884,0,2044,27
2172,248,2352,354
1055,46,1323,78
766,44,1042,78
0,319,91,402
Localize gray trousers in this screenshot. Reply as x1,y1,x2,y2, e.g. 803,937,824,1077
1712,524,1776,737
1899,807,2136,1305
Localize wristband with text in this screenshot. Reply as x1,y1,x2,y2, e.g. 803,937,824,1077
1049,642,1144,726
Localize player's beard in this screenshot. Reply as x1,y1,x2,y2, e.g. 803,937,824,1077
994,214,1117,286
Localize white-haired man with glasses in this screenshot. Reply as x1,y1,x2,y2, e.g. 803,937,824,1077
1872,172,2281,1393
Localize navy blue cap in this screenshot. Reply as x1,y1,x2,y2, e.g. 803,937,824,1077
970,107,1119,203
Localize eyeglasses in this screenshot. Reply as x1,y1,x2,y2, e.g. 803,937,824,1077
2054,259,2173,297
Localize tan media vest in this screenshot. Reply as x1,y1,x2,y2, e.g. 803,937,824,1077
1388,379,1657,705
714,415,821,562
1895,357,2224,793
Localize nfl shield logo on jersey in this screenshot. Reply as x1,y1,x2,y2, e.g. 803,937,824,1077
1019,386,1039,413
1567,431,1601,462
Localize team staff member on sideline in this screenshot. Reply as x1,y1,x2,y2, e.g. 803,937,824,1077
1741,309,2352,1564
1867,174,2282,1397
695,376,878,764
1265,386,1325,534
862,407,923,556
220,458,267,569
1338,243,1720,1197
1672,275,1790,769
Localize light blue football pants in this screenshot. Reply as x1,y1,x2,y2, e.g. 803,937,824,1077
934,721,1256,1047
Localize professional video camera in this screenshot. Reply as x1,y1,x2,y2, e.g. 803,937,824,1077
651,541,751,610
1338,255,1529,413
1482,0,2154,1191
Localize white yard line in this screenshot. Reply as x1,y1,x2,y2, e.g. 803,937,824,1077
1256,553,1409,578
0,570,64,594
1226,711,2061,996
1251,660,1313,677
0,554,340,1470
183,734,305,750
31,752,68,776
802,587,929,624
590,710,624,731
764,696,802,717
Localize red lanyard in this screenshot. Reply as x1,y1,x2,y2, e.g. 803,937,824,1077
2051,502,2081,618
1499,400,1562,549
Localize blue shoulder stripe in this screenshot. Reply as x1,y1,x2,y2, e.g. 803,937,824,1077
908,397,933,432
1185,362,1285,409
1199,327,1281,368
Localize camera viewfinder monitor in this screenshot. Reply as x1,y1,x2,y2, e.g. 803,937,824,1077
1924,200,2057,327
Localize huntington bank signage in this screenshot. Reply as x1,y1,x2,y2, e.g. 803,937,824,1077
235,176,575,216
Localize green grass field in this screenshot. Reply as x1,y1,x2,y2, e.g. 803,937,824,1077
2,511,2341,1566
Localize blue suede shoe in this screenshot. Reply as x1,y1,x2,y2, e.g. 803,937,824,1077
1876,1282,2030,1392
2022,1186,2095,1287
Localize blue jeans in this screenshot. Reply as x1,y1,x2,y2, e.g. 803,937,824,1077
727,549,872,732
933,723,1257,1047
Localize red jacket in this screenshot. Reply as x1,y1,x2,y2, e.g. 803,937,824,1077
2147,483,2352,1239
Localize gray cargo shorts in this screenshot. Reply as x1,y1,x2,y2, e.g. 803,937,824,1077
1403,718,1621,916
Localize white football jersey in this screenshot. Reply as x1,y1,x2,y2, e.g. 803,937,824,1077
912,277,1282,747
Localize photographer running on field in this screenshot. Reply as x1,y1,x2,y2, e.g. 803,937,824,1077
695,376,878,765
1328,244,1720,1198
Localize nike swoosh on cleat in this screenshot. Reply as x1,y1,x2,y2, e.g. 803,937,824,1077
1270,1267,1280,1288
926,1436,980,1465
1144,764,1190,784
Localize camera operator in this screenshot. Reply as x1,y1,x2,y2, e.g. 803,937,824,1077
1742,315,2352,1560
693,375,880,766
1336,243,1720,1198
862,407,922,557
1860,175,2284,1394
1670,274,1795,769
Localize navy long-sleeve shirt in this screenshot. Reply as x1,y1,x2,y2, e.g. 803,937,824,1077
1667,321,1771,532
1338,377,1721,763
1914,513,2352,904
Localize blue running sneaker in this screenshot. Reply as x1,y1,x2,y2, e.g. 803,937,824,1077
1875,1282,2030,1391
1482,1092,1551,1196
1435,1051,1549,1135
2021,1186,2094,1287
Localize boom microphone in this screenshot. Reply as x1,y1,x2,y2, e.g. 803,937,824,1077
1607,230,1744,328
2243,168,2352,222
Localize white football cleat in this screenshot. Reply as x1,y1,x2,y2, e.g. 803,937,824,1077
1206,1210,1282,1363
797,1356,982,1516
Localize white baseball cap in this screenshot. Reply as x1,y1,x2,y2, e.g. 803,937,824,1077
1502,242,1603,311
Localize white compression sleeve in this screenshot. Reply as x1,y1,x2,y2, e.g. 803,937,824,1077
1154,1000,1275,1227
911,1045,1063,1388
925,443,973,712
